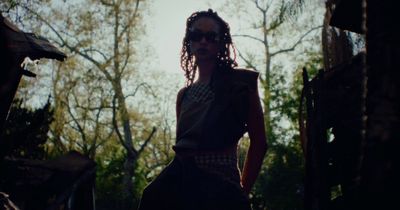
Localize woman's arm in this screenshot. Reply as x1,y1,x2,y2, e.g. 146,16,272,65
176,87,186,126
241,87,268,195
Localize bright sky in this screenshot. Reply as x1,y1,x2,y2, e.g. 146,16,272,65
146,0,218,74
145,0,323,75
18,0,324,109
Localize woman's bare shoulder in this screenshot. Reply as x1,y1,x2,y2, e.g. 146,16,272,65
177,86,187,96
231,68,259,84
176,86,188,103
233,68,259,76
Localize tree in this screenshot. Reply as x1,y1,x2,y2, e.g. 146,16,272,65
252,53,322,210
2,0,156,208
1,98,53,160
216,0,324,209
48,57,115,159
226,0,322,140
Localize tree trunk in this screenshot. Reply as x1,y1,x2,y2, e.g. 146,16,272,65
115,82,137,209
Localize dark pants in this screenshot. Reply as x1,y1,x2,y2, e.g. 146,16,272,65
138,156,251,210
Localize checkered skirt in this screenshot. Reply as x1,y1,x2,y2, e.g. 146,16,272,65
194,153,241,187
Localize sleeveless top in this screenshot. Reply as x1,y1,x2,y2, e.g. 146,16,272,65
174,68,259,151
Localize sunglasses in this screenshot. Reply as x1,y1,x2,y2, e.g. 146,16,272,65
188,30,220,43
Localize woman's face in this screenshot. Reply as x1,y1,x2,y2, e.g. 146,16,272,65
188,17,221,63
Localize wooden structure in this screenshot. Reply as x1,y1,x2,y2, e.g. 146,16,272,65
301,0,400,210
0,14,96,210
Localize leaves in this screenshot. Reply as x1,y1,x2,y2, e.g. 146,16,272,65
1,99,53,160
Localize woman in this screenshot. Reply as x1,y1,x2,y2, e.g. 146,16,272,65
138,9,267,210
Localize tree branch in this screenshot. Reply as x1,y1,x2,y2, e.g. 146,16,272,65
90,101,104,157
22,5,116,82
22,5,68,49
270,26,322,57
99,0,114,7
95,127,114,151
125,82,156,99
265,0,274,14
81,48,110,61
62,97,87,144
137,127,157,157
72,48,115,81
120,20,133,75
254,0,266,13
267,15,285,33
112,94,130,151
232,34,265,44
117,4,139,41
75,104,113,111
236,47,259,71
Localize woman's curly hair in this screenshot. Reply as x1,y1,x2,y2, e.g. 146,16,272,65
180,9,237,86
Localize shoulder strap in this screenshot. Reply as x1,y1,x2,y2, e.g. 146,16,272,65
177,86,188,108
176,86,189,124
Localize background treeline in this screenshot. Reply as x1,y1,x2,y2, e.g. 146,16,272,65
0,0,346,209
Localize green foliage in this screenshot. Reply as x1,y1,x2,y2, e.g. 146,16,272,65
133,165,150,199
252,142,305,210
251,53,323,210
282,53,322,125
95,148,151,210
0,0,18,11
95,149,127,209
1,99,53,160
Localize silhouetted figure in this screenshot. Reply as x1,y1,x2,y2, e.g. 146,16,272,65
138,9,267,210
